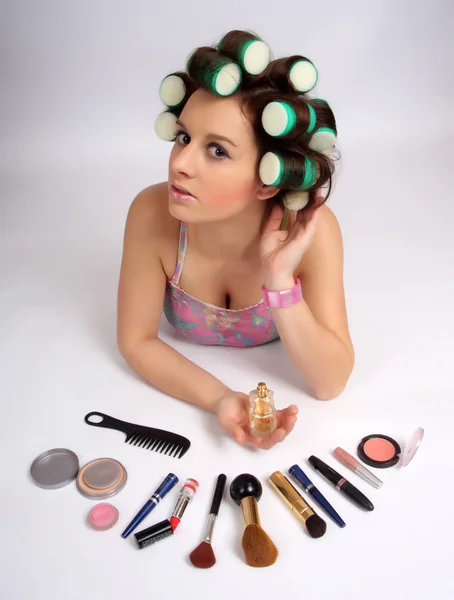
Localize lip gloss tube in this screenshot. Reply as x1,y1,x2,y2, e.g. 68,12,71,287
333,447,383,489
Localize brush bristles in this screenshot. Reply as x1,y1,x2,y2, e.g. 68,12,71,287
242,524,278,568
189,541,216,569
305,514,327,538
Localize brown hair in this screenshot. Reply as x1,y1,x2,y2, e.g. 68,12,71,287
163,30,338,226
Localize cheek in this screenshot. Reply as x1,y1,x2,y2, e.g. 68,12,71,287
206,173,257,208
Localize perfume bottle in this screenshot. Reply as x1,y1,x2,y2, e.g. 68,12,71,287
249,382,276,437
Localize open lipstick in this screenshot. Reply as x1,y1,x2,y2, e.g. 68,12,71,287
134,478,199,549
333,448,383,489
308,456,374,512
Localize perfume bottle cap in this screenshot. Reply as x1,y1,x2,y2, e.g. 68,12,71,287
257,382,268,397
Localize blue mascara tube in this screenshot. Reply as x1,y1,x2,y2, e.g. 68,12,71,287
289,464,346,528
121,473,179,538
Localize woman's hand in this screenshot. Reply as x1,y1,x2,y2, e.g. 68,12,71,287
215,391,298,449
260,197,323,287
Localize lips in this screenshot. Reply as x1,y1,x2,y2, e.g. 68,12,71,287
171,182,196,198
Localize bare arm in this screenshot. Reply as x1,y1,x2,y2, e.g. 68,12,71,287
117,188,230,412
264,206,355,400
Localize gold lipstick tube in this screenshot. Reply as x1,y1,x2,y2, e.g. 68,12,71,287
269,471,316,524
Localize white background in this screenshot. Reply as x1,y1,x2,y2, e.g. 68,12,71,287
1,0,453,598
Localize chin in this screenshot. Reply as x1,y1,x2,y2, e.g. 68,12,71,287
168,201,197,221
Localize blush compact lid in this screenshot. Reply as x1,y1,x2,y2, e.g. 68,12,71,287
400,427,424,467
357,428,424,469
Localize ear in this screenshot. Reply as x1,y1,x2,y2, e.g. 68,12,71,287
256,183,280,201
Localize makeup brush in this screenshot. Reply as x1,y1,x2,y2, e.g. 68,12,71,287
269,471,327,538
230,473,278,568
189,474,227,569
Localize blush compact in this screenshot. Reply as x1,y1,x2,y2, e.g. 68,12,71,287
357,427,424,469
87,503,119,531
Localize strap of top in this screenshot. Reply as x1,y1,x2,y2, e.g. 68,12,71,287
169,221,188,285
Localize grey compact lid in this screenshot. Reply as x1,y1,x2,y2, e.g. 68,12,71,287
30,448,80,489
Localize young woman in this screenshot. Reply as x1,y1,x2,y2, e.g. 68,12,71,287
117,31,354,450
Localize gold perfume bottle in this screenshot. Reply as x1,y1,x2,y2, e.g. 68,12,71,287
249,382,276,437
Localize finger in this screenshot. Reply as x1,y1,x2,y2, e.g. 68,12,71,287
254,421,292,449
219,412,242,436
262,203,285,235
223,419,247,445
278,404,298,423
309,188,325,210
233,426,246,445
292,212,319,244
297,203,323,228
256,427,288,450
279,413,298,435
287,207,318,243
277,404,298,417
241,406,298,449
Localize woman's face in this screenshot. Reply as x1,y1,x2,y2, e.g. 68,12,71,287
168,89,269,222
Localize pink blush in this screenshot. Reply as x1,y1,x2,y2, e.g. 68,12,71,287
363,438,396,462
87,503,119,531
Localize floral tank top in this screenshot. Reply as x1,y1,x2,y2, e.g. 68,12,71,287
163,221,280,347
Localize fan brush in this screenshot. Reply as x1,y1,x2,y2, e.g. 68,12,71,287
189,474,227,569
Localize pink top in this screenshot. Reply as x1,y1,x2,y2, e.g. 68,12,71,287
163,221,280,347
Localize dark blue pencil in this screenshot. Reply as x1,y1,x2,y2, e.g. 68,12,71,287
288,464,346,528
121,473,179,538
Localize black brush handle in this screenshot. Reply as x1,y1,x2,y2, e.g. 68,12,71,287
84,411,133,434
209,474,227,516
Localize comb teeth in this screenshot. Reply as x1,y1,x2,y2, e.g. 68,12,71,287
126,430,183,457
85,411,190,459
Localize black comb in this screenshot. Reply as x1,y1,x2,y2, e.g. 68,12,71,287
84,411,191,459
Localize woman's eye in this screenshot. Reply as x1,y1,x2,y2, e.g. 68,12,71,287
175,132,229,159
209,144,229,159
176,131,190,144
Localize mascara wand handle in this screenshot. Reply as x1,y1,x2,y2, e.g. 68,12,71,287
121,499,156,538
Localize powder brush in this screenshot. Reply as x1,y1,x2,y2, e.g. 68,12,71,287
189,474,227,569
230,473,278,568
269,471,327,538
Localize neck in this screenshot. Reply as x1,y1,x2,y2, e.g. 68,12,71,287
189,201,269,260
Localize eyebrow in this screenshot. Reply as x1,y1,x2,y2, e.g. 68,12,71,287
176,119,238,147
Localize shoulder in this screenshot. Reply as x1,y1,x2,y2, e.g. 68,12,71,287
311,204,343,250
124,182,180,244
126,182,174,231
299,204,344,276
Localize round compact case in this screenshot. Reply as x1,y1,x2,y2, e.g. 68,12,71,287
76,458,127,499
87,503,119,531
357,428,424,469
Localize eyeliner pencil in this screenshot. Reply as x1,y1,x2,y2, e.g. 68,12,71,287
288,464,346,527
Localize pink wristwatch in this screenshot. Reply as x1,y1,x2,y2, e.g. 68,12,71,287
262,277,303,308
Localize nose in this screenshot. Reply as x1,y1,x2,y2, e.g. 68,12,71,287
171,142,198,179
